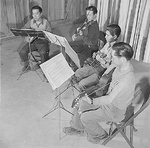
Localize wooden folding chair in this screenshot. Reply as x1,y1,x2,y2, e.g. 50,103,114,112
102,95,150,148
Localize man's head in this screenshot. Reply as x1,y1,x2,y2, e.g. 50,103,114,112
111,42,134,66
105,24,121,43
85,6,97,22
31,5,42,21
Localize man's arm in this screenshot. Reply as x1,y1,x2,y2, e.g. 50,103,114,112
92,80,129,105
45,20,52,32
82,25,96,45
22,20,31,29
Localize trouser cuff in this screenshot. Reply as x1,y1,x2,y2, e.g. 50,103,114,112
21,60,29,66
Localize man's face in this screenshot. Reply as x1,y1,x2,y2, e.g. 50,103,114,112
32,9,42,21
111,50,122,66
86,10,96,22
105,30,116,43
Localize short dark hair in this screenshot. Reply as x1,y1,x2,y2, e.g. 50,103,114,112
31,5,42,13
112,42,134,60
107,24,121,38
85,6,97,14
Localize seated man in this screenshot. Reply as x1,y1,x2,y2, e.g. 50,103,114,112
72,24,121,91
69,6,99,67
19,5,52,72
63,42,135,144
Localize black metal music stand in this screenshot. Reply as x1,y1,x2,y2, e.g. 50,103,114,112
10,28,45,80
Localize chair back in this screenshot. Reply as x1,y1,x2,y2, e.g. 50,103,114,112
98,31,106,49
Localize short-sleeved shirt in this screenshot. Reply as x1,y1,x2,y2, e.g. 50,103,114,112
95,41,116,67
23,18,51,32
22,18,51,42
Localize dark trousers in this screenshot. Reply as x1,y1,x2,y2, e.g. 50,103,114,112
19,39,50,65
69,40,98,67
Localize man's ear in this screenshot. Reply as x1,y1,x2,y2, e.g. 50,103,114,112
114,35,117,40
122,56,127,63
94,14,97,20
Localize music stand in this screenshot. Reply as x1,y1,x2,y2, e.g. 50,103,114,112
41,34,81,118
42,36,72,116
40,53,74,138
10,28,45,80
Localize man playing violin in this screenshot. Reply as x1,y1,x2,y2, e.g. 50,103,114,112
63,42,135,144
69,6,99,67
19,5,52,73
72,24,121,91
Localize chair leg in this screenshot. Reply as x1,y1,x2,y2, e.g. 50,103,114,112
119,127,134,148
102,123,134,148
130,125,133,146
123,127,126,134
108,122,113,136
133,126,138,132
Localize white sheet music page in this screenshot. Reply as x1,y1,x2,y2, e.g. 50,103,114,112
43,31,65,46
43,31,81,68
40,53,74,90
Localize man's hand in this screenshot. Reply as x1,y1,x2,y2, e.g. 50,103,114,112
77,27,83,36
92,52,96,59
82,95,92,104
72,34,77,41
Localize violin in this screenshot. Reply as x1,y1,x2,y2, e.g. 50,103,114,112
73,20,94,40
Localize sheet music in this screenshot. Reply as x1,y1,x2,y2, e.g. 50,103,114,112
43,31,81,68
40,53,74,90
43,31,65,46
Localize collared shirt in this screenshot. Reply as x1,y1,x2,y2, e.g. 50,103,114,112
23,18,52,32
96,41,116,67
22,18,52,41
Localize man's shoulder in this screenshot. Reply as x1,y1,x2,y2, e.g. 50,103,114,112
42,18,49,23
104,63,116,75
90,21,99,28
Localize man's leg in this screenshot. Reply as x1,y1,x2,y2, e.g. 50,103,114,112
78,73,99,90
80,106,112,143
34,40,50,82
69,41,87,67
75,66,96,80
36,41,49,63
19,42,36,72
63,100,97,135
63,100,99,136
69,40,84,53
78,45,97,66
63,108,84,135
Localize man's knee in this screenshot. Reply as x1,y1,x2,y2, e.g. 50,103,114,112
39,47,49,55
19,48,28,56
78,74,98,89
80,112,89,124
78,80,87,90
